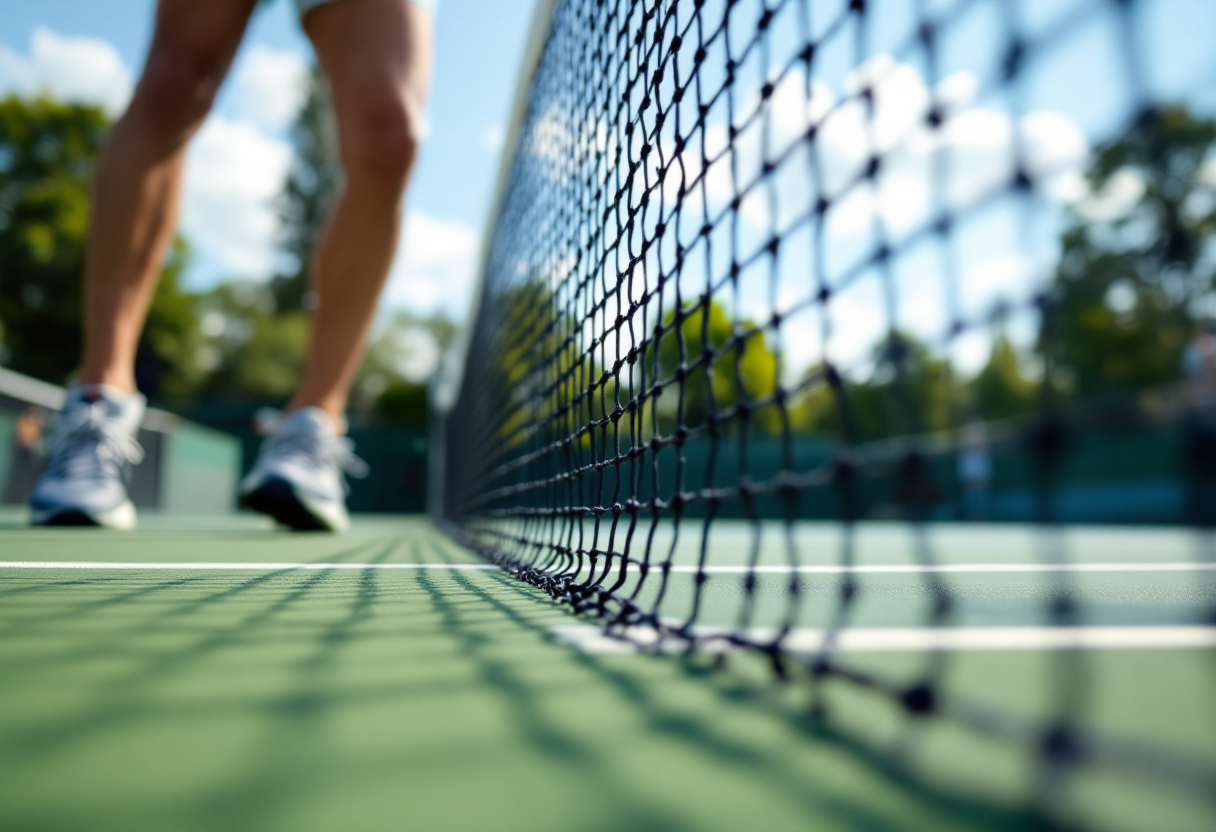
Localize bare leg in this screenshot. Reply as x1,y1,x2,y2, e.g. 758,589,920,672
289,0,433,426
78,0,258,392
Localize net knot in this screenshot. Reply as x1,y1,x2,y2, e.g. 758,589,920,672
1003,39,1025,81
1049,593,1077,622
901,683,937,715
831,455,855,484
1041,726,1082,763
1028,417,1068,462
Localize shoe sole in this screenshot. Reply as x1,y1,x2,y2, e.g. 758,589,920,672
240,476,343,532
29,500,137,530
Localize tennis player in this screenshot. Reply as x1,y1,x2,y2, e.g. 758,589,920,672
28,0,433,531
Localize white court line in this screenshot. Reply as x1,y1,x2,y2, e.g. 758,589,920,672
671,562,1216,574
1,561,1213,574
553,624,1216,654
0,562,500,571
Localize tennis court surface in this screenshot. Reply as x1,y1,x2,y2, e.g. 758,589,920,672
1,515,1213,832
4,0,1216,827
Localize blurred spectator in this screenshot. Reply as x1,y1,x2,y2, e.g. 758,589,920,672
1183,319,1216,416
958,421,992,521
252,407,284,437
3,406,47,504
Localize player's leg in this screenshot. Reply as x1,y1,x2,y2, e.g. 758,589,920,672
293,0,433,424
78,0,259,392
31,0,257,528
240,0,432,531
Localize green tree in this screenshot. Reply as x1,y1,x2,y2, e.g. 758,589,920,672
197,281,309,400
0,96,106,382
651,300,779,435
271,64,339,314
1049,106,1216,398
791,333,952,442
0,95,206,396
139,237,210,401
372,381,428,429
353,310,457,427
970,330,1036,421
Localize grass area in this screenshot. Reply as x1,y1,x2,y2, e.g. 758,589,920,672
0,516,1213,831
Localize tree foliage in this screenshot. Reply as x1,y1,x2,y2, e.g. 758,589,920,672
138,237,210,400
787,107,1216,443
971,330,1036,421
0,96,105,381
271,64,339,314
651,300,779,434
790,333,953,442
195,281,308,399
1049,106,1216,398
356,310,456,427
0,95,205,396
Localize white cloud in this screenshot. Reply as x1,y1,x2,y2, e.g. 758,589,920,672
0,27,132,115
395,326,442,381
182,116,293,278
673,56,1089,240
525,106,577,177
1201,155,1216,189
1073,167,1147,223
229,45,309,135
483,124,505,152
383,211,481,318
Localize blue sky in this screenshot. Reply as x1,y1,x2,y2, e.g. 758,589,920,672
0,0,537,320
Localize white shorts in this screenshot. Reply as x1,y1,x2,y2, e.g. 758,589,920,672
294,0,436,22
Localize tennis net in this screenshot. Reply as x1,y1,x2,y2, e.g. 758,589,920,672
434,0,1216,823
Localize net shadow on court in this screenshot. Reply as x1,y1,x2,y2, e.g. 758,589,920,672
0,531,1067,832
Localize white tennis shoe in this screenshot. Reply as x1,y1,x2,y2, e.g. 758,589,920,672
28,385,145,529
239,407,366,532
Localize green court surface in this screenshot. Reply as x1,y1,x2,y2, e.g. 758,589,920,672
1,516,1214,832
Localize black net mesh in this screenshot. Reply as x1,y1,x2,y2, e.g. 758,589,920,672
438,0,1216,821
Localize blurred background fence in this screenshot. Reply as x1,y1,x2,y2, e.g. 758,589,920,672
6,353,1205,523
5,359,1212,523
648,419,1203,525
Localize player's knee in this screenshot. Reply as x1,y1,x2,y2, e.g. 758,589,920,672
341,101,423,188
130,44,227,133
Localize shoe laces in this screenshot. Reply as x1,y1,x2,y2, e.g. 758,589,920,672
266,422,369,485
45,399,144,481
